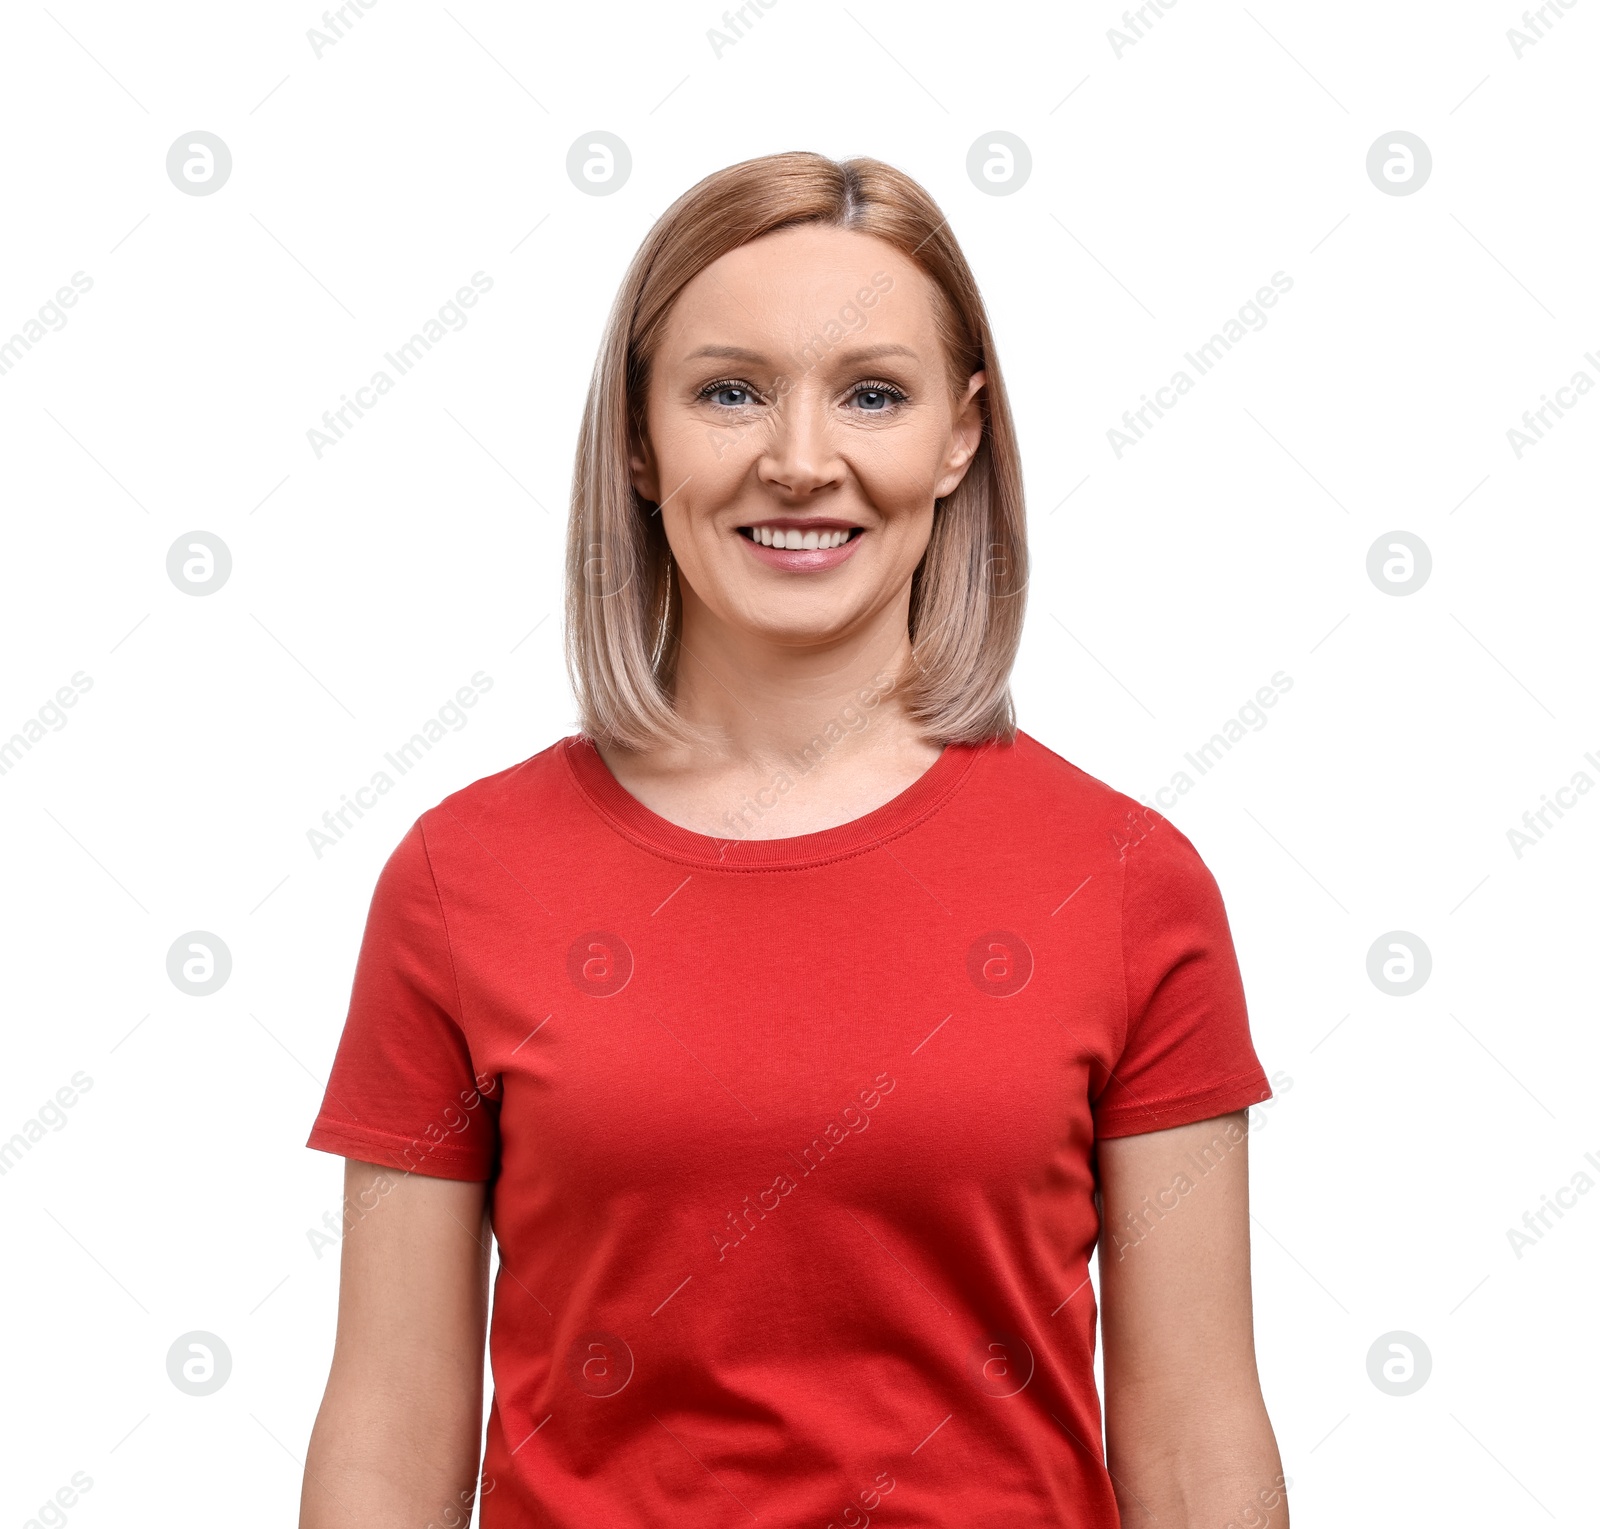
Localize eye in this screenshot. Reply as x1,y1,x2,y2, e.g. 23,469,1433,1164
699,379,760,408
846,379,906,413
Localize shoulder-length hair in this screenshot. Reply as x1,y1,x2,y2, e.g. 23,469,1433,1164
565,150,1028,751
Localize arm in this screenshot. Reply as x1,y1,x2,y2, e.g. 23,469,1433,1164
1098,1112,1289,1527
300,1159,491,1528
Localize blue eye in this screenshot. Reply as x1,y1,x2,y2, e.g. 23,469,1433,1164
849,381,905,412
701,380,757,408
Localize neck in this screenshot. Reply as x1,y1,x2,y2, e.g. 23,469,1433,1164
667,584,925,767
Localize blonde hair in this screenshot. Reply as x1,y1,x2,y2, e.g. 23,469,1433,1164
564,150,1028,751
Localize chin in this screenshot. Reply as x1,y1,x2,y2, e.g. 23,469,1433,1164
732,599,869,648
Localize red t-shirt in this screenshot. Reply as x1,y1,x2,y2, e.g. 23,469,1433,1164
308,730,1271,1527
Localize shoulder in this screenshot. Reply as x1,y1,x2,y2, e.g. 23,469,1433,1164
409,734,586,853
978,731,1222,896
975,729,1164,854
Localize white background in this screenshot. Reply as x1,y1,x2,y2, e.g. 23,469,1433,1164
2,1,1596,1523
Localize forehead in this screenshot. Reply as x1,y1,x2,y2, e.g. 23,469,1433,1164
659,224,941,356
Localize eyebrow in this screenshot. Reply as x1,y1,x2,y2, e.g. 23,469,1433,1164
681,342,922,365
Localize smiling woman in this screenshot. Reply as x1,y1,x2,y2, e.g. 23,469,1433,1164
299,151,1287,1529
567,153,1027,776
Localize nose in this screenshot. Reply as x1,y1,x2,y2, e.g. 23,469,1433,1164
755,386,845,500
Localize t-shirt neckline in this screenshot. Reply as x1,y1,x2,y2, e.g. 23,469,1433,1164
561,733,984,871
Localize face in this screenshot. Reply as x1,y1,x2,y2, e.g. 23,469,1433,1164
630,224,985,651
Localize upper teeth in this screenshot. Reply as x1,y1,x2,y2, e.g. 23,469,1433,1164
754,527,851,549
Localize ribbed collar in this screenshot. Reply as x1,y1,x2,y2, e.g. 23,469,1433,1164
561,733,984,871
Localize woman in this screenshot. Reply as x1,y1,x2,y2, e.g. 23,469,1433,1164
300,152,1289,1528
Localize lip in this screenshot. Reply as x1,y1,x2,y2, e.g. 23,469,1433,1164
738,522,865,572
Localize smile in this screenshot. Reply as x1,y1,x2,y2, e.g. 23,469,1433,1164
737,520,864,570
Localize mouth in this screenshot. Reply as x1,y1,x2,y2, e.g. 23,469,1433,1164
737,518,865,570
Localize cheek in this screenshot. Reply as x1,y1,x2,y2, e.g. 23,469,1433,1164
653,408,756,488
848,423,945,513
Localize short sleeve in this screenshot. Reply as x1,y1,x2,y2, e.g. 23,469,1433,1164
306,818,499,1180
1093,812,1272,1139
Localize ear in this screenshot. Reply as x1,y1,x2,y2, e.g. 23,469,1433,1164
628,420,660,504
934,370,986,499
